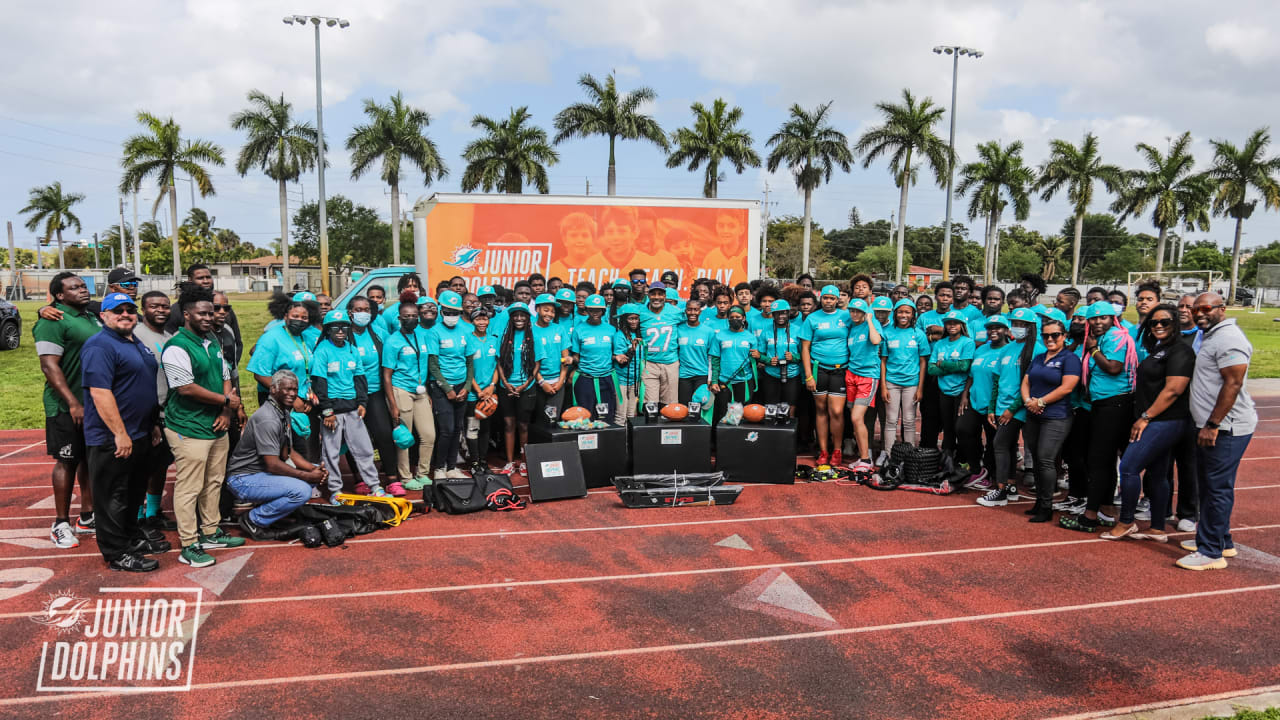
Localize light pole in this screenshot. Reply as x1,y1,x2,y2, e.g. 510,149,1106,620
933,45,982,281
284,13,349,295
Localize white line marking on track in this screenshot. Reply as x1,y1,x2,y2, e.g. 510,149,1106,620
2,582,1278,707
1,523,1276,619
1046,684,1280,720
0,442,42,461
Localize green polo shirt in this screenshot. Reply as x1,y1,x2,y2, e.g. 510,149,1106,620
162,327,229,440
32,302,101,417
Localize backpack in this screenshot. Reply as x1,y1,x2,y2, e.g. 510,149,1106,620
433,475,488,514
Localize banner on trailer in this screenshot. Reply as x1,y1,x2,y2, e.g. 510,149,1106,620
425,202,750,294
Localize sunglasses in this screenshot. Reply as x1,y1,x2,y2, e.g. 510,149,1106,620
1040,331,1064,340
1192,304,1224,314
212,304,232,312
117,281,139,288
1150,318,1175,328
107,306,138,315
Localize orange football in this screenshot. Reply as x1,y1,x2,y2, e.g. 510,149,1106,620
659,403,690,421
561,406,591,422
474,395,498,420
742,404,766,423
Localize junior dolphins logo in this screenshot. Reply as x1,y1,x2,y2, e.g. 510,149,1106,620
444,244,483,270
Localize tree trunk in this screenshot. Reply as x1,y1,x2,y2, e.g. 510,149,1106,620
55,227,65,270
1154,225,1167,273
607,135,617,196
1071,212,1084,287
987,210,1002,281
1228,215,1244,306
895,147,912,284
278,179,290,291
801,187,813,276
707,160,718,199
169,188,180,278
391,181,401,265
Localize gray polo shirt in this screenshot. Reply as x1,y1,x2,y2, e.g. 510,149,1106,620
226,400,291,478
132,323,172,407
1190,318,1256,435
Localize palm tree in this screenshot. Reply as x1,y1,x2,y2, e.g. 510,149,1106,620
461,106,559,194
1030,235,1069,281
666,98,761,198
230,90,320,284
20,182,84,269
1034,132,1123,286
956,140,1034,281
553,72,668,195
119,111,225,277
184,207,216,244
346,92,448,265
766,102,853,275
1207,127,1280,304
1111,131,1212,274
855,89,950,282
102,222,131,264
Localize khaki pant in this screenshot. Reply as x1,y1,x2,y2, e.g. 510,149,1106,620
641,361,678,405
616,384,640,425
391,386,435,481
165,429,229,547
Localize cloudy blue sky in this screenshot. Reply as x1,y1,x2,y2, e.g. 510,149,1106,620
3,0,1279,262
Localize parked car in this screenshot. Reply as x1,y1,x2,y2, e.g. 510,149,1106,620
333,265,418,310
0,299,20,351
1235,286,1256,304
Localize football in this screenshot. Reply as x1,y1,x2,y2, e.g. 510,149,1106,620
742,404,766,423
474,395,498,420
659,403,690,421
561,406,591,421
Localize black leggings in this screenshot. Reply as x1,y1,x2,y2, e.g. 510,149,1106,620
994,418,1025,486
757,373,799,407
1023,415,1073,504
1064,407,1091,499
464,400,493,467
429,383,467,471
937,392,962,456
1086,394,1133,512
919,374,941,449
365,389,398,481
678,376,707,405
956,408,996,474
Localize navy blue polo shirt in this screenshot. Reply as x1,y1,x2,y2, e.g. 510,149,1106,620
81,328,160,446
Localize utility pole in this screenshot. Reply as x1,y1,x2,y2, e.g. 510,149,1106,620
118,197,128,272
888,213,895,244
934,45,983,281
761,181,771,278
585,178,590,196
6,222,15,294
132,191,142,273
93,232,100,270
35,236,42,269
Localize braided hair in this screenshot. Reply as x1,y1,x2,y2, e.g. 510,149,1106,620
499,312,536,382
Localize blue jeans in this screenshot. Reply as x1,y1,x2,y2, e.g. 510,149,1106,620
226,472,312,528
1118,418,1187,529
1194,431,1252,559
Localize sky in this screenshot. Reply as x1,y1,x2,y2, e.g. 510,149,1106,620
3,0,1280,264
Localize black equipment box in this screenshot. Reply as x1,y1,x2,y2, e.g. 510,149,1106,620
715,419,797,484
627,417,713,475
529,423,629,489
524,442,588,502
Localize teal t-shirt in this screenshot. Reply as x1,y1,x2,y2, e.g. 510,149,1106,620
638,304,683,364
703,314,730,335
798,309,851,369
350,329,382,393
711,328,756,383
531,322,568,380
846,318,883,378
1071,345,1092,411
676,322,716,379
756,323,801,380
967,341,1005,413
880,325,929,387
311,340,360,401
380,330,429,393
380,301,404,336
969,314,1000,344
571,321,618,378
930,335,976,396
428,323,472,386
915,308,948,352
246,325,320,395
468,333,500,400
613,331,643,384
502,329,532,386
995,342,1029,420
955,303,984,323
747,309,772,343
1088,329,1133,400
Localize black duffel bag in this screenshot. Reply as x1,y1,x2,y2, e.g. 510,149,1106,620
433,475,488,514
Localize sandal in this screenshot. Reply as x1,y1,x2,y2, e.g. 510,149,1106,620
1132,528,1169,543
1101,522,1137,540
1058,513,1098,533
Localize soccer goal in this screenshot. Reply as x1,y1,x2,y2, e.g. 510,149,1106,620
1127,270,1222,304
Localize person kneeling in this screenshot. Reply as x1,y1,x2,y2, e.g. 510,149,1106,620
226,370,327,540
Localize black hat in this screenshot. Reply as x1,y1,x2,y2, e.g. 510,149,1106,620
107,266,140,285
660,270,679,284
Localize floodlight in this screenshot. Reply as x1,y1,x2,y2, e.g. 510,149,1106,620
338,19,349,27
282,16,294,24
326,18,336,26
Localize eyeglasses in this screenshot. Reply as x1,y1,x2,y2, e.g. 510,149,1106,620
1192,304,1224,314
117,281,139,288
1040,331,1064,340
107,306,137,315
212,304,232,312
1150,318,1175,328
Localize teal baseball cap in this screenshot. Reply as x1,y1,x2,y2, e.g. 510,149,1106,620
770,299,792,314
584,294,606,309
1045,308,1068,326
506,303,530,316
1009,307,1039,323
848,298,871,314
611,278,630,289
871,296,893,311
322,309,350,326
1072,305,1089,318
820,284,841,298
942,310,966,323
292,291,316,302
534,293,557,307
555,288,575,303
477,285,496,298
618,303,642,317
984,314,1010,329
892,298,917,312
437,290,463,310
1086,302,1117,318
416,295,436,306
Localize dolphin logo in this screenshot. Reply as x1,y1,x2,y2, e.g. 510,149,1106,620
444,245,482,270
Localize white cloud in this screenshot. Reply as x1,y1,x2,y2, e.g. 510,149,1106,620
1206,22,1276,65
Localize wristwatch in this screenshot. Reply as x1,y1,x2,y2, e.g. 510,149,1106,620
1140,412,1152,421
1205,420,1220,429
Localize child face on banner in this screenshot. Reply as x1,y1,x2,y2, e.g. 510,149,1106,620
716,213,743,252
601,218,638,260
562,225,593,260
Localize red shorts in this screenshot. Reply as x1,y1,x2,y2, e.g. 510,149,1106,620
845,372,878,407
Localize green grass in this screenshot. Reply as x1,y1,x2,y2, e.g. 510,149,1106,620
1199,709,1280,720
1,298,1279,430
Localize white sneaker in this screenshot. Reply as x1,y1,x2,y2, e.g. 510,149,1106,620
875,450,889,467
1176,518,1197,533
50,521,79,549
445,467,469,479
1098,509,1116,524
433,469,447,481
1135,508,1152,522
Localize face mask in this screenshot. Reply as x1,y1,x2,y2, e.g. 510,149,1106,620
441,314,460,328
1010,327,1028,340
400,318,418,333
1069,325,1085,340
286,319,308,336
351,311,372,327
729,317,745,331
1112,303,1124,315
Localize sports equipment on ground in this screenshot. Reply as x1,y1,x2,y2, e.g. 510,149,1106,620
660,403,690,421
741,404,766,423
561,406,591,422
474,394,498,419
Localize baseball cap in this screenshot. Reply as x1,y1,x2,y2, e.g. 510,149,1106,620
984,314,1010,330
555,288,575,302
611,278,631,289
871,296,893,311
942,310,967,323
416,295,437,306
618,303,642,317
771,299,792,314
892,298,917,312
506,304,530,316
107,266,140,285
584,294,606,309
477,285,496,298
660,270,679,284
848,298,871,314
100,292,136,313
437,290,463,310
820,284,841,298
1009,307,1039,323
292,291,317,302
728,305,746,316
1086,302,1117,318
534,293,557,307
323,309,350,326
1044,308,1068,326
648,281,666,291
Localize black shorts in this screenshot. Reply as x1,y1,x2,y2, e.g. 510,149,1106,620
813,366,846,396
147,424,174,473
758,373,800,407
500,387,537,423
45,412,85,465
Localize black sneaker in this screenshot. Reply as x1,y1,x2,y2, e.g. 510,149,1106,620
127,537,172,556
110,553,159,573
238,513,268,542
977,486,1010,507
141,514,177,532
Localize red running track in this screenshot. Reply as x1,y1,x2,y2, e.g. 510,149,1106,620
0,406,1278,718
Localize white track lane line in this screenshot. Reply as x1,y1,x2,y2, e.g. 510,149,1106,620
1,582,1278,707
1047,684,1280,720
0,442,42,461
1,522,1277,620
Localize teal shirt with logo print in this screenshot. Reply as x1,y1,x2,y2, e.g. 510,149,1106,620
880,325,930,387
676,322,716,379
930,335,976,396
797,309,851,368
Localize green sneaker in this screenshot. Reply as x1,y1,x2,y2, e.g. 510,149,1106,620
402,476,427,491
179,544,216,568
199,528,246,549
